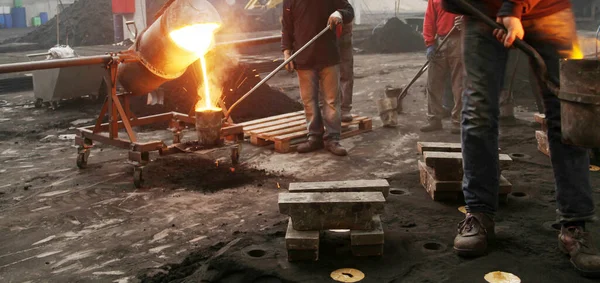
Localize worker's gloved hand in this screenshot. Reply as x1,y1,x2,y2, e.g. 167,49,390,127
426,46,436,60
328,11,343,30
283,49,295,72
454,15,463,31
493,16,525,48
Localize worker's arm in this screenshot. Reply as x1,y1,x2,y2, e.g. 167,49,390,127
334,0,355,24
498,0,542,19
423,0,437,47
281,0,294,52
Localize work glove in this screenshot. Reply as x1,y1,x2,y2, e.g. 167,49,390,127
283,49,295,72
328,11,343,30
454,15,463,31
426,45,436,60
493,16,524,48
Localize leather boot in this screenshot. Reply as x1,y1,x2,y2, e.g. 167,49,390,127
324,140,348,156
297,139,323,153
454,212,495,257
420,119,443,132
559,226,600,277
341,111,353,123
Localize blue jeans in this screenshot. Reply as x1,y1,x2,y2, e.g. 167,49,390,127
462,9,596,223
297,65,341,141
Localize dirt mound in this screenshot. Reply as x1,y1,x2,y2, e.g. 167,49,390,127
143,154,275,192
6,0,114,48
359,17,425,53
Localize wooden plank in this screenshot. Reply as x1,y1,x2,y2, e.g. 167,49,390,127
247,119,306,135
274,129,309,142
250,135,271,146
259,125,306,140
417,142,462,154
289,179,389,198
243,115,306,132
237,111,304,127
534,113,548,132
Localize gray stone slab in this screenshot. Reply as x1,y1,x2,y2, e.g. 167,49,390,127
288,179,390,198
278,192,385,231
351,215,384,246
351,244,383,257
285,218,319,250
417,142,462,154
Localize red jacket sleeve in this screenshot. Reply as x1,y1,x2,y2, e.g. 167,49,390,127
423,0,437,47
497,0,542,18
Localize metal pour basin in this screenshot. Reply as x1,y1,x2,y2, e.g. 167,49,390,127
33,64,106,103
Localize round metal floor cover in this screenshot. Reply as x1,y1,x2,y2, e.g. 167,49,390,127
458,206,467,214
590,165,600,172
330,268,365,282
484,271,521,283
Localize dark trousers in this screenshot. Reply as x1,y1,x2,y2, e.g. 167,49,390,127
461,8,596,223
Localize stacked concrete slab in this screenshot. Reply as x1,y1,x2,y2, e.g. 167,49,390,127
534,113,550,156
279,179,389,261
417,142,513,203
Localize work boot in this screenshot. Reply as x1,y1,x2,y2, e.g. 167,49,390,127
454,212,495,257
341,111,353,123
324,140,348,156
297,139,324,153
420,119,443,132
559,226,600,277
450,122,461,135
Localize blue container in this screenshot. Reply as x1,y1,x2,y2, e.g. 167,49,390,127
0,14,5,28
39,12,48,24
4,14,12,28
10,7,26,28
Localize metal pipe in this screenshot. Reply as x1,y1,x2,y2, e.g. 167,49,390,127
27,52,51,58
216,35,281,48
0,55,114,74
225,26,331,119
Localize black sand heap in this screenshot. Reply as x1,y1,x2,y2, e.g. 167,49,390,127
6,0,114,48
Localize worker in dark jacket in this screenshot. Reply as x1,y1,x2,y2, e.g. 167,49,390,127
281,0,354,156
445,0,600,275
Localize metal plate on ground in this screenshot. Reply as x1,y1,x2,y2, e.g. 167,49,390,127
484,271,521,283
331,268,365,282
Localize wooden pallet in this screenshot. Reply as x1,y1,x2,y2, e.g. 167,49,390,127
238,111,373,153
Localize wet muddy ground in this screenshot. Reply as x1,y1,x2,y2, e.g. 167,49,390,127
0,51,599,283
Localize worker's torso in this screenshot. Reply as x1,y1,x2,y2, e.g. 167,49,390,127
443,0,571,20
429,0,457,36
286,0,340,69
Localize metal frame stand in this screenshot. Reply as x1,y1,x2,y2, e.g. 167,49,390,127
74,54,244,188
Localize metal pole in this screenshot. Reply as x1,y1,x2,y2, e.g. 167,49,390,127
0,55,114,74
225,26,331,119
215,35,281,48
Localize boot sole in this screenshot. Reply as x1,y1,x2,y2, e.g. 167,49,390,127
558,239,600,278
453,247,486,258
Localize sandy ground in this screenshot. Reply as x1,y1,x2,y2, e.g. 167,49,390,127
0,50,599,283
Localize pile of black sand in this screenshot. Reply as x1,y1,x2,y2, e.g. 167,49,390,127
5,0,114,48
358,17,425,54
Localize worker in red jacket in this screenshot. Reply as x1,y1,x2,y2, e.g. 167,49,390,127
444,0,600,275
281,0,354,156
420,0,464,134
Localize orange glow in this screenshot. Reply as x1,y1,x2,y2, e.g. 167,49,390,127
169,23,222,112
571,43,584,59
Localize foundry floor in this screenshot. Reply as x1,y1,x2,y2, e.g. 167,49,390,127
0,50,599,283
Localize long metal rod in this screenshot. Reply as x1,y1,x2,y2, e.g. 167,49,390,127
216,35,281,48
398,24,458,101
0,55,114,74
225,26,331,119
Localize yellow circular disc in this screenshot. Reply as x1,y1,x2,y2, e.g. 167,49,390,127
484,271,521,283
330,268,365,283
590,165,600,172
458,206,467,214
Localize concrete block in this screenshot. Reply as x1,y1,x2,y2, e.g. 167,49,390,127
288,179,390,198
423,151,512,181
278,192,385,231
351,215,384,246
285,218,319,250
418,161,512,201
351,244,383,257
536,130,550,157
534,113,548,132
287,249,319,261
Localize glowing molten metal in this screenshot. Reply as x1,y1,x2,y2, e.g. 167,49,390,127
169,23,221,112
571,43,584,60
